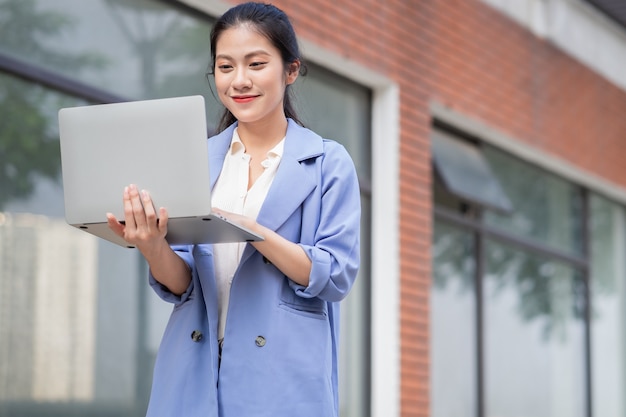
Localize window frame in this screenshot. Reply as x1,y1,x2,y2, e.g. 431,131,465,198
431,120,597,417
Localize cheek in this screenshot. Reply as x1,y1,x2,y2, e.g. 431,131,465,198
213,74,229,92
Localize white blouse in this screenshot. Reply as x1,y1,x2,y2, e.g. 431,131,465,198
211,128,284,342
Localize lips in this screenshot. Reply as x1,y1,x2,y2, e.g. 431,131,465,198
232,95,258,104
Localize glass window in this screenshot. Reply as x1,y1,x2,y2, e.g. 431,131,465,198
295,62,373,417
432,129,511,213
433,126,626,417
483,146,584,256
338,195,371,417
590,194,626,417
0,71,151,415
431,221,477,417
584,0,626,29
483,240,586,417
0,0,223,126
294,63,371,182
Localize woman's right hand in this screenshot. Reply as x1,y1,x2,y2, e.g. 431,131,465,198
107,184,191,295
106,184,169,256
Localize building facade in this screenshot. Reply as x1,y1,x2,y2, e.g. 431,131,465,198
0,0,625,417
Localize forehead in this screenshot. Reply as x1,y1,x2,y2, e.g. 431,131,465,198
215,24,278,56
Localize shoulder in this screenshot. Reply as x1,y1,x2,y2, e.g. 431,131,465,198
321,137,351,159
208,123,236,153
284,120,354,165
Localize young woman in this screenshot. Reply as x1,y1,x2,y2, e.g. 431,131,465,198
107,2,361,416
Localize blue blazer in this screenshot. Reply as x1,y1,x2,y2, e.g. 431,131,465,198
146,119,361,417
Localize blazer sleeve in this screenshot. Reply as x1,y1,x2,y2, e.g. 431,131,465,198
293,141,361,302
148,244,195,305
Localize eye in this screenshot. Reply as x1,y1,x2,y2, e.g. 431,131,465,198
250,61,267,69
217,64,233,72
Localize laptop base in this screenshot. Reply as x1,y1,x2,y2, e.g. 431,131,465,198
72,214,263,248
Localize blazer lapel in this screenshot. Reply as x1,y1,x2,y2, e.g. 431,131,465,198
209,120,323,231
255,119,323,231
209,121,324,263
208,124,236,189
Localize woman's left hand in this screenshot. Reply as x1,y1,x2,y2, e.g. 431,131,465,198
212,208,256,231
212,208,312,287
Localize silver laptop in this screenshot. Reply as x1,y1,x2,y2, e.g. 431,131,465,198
58,95,263,248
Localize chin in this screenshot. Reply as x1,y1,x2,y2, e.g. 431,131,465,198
231,112,266,125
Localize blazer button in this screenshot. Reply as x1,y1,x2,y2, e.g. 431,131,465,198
191,330,203,342
255,335,266,347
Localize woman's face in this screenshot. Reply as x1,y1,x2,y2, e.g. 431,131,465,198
214,25,298,127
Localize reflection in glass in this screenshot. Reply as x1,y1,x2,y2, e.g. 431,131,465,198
432,130,512,213
297,65,372,417
293,63,372,417
0,73,78,211
294,63,371,181
484,240,585,417
590,194,626,417
0,0,223,125
0,73,150,416
483,146,584,256
431,221,476,417
0,0,107,80
339,196,371,417
0,213,97,402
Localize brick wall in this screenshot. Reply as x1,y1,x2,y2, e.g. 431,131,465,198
226,1,626,416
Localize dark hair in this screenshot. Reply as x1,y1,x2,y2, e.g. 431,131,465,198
208,2,307,132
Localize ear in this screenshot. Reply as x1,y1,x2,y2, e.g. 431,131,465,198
285,60,300,85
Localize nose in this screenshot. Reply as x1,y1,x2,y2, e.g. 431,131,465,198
232,67,252,90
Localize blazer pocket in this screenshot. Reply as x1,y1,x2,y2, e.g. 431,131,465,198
279,277,328,320
278,298,327,320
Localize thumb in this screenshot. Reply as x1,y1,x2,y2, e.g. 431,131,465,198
106,213,125,238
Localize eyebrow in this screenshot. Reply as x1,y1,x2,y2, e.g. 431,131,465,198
216,50,272,60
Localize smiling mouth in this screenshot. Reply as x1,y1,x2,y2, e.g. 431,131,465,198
232,95,258,103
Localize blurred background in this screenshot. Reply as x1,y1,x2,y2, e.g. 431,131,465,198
0,1,625,417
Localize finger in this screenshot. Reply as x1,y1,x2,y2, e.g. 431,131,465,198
128,184,147,228
106,212,125,238
122,186,136,229
141,189,159,229
157,207,169,233
212,207,225,218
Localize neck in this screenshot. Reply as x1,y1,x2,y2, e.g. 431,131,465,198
237,115,288,151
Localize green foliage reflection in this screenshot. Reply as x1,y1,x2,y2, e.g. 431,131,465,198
0,78,62,209
433,220,585,343
485,241,585,342
0,0,107,70
0,0,105,209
